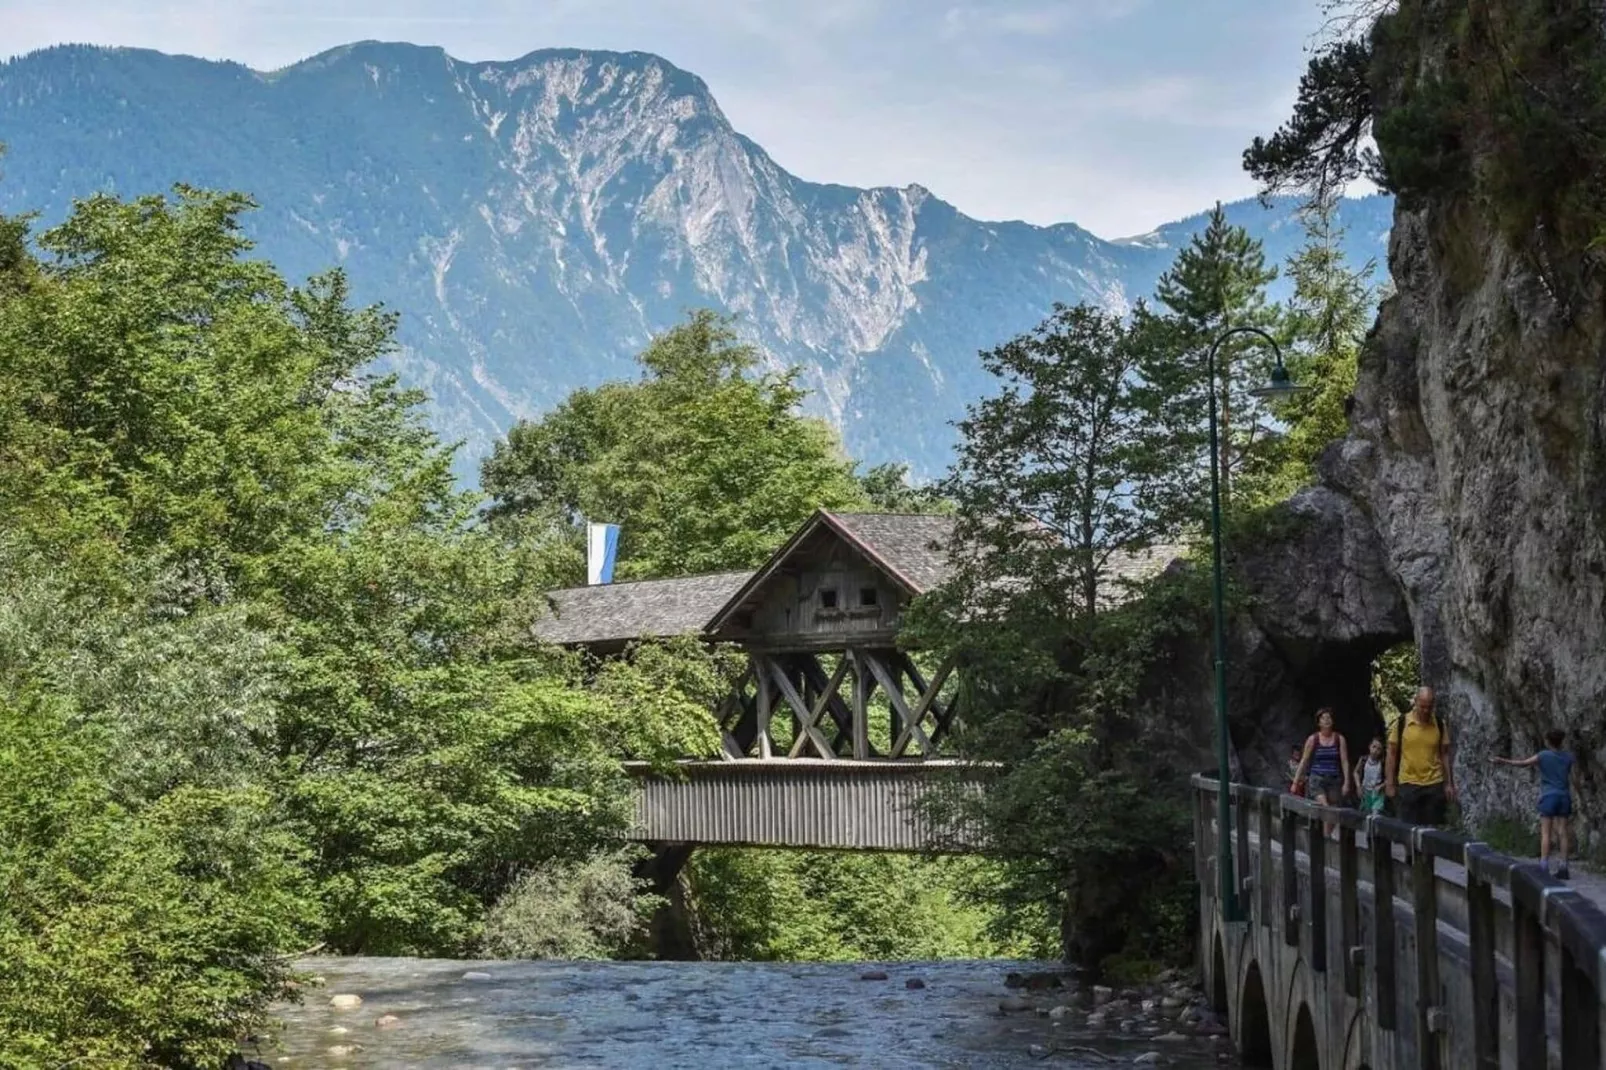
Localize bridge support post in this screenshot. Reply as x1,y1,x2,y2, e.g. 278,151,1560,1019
1257,794,1274,927
1562,938,1603,1069
1370,824,1398,1032
1465,846,1500,1070
1235,793,1252,914
1339,823,1360,998
1281,808,1299,948
1509,867,1548,1066
1307,815,1327,974
1410,840,1442,1070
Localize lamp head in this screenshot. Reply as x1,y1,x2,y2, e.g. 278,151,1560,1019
1247,362,1307,402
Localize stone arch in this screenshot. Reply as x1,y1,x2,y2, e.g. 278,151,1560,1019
1210,930,1229,1013
1289,1001,1321,1070
1238,958,1275,1067
1340,1009,1373,1070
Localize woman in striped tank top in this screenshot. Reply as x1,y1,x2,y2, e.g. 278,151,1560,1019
1292,708,1351,837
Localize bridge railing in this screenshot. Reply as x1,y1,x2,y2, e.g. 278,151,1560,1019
1194,775,1606,1069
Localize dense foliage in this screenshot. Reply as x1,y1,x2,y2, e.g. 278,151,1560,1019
0,187,727,1064
1248,0,1606,296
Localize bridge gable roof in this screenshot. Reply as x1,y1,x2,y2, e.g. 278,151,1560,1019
703,510,954,636
531,570,752,650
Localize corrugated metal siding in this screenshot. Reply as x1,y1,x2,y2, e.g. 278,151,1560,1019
625,760,988,851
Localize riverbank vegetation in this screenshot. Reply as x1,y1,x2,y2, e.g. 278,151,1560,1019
0,144,1375,1059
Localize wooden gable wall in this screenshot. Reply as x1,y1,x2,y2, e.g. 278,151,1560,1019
744,534,905,647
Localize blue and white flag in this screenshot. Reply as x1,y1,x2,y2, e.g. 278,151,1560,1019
586,522,620,585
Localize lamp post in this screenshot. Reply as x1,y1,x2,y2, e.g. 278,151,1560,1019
1205,325,1304,923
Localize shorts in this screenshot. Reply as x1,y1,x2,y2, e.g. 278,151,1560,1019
1397,782,1448,827
1309,774,1345,802
1539,792,1573,818
1361,789,1385,815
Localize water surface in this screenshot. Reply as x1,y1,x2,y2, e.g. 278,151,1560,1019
262,957,1233,1068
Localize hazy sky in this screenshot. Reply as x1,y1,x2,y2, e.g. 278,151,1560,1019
3,0,1338,237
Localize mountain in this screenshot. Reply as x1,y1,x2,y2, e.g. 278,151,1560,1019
0,42,1395,479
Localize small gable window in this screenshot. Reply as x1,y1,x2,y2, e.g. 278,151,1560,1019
819,588,839,610
859,586,879,608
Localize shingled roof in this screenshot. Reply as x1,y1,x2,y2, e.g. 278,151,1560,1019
532,508,1188,650
531,571,751,650
827,512,955,593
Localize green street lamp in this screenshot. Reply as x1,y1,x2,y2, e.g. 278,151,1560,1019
1206,325,1305,923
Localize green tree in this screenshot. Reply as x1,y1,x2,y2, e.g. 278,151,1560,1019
902,303,1209,970
0,186,712,962
1154,203,1281,505
684,851,1034,962
1265,191,1374,497
0,541,319,1069
934,302,1196,634
1242,37,1380,202
856,461,950,514
482,309,864,579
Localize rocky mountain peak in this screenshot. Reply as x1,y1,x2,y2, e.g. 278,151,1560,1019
0,43,1391,480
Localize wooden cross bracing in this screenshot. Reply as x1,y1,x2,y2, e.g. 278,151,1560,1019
713,649,960,761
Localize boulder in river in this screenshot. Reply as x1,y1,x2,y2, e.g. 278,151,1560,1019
998,996,1033,1014
328,994,362,1011
858,969,889,981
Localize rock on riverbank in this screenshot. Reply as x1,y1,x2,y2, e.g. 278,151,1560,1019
998,967,1233,1066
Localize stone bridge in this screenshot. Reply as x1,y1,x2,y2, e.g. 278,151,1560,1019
1194,776,1606,1069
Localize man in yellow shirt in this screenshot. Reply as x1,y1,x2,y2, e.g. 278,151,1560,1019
1385,686,1457,826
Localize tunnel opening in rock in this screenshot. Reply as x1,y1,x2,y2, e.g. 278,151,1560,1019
1238,959,1274,1066
1210,933,1228,1012
1290,1001,1321,1069
1239,630,1414,787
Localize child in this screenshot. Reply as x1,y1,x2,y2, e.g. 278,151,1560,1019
1353,737,1386,815
1287,744,1306,797
1492,729,1577,879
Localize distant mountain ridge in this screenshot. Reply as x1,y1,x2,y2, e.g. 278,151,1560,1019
0,42,1395,478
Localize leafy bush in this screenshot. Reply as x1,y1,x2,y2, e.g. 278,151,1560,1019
684,850,1039,962
481,849,657,960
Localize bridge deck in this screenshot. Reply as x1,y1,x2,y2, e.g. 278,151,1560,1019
624,759,989,851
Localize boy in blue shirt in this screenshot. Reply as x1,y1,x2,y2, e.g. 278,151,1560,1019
1492,729,1578,879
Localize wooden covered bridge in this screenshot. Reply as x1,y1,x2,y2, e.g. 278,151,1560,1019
535,509,1168,854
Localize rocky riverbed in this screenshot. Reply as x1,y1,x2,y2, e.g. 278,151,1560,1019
251,957,1239,1068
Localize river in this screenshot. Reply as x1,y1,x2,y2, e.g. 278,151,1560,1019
259,957,1238,1068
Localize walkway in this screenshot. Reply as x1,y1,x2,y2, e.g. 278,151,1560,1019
1194,776,1606,1069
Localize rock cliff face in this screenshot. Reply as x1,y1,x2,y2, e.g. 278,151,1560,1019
1329,206,1606,828
1140,487,1412,789
1232,0,1606,836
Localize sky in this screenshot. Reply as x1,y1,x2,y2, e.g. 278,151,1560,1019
2,0,1343,237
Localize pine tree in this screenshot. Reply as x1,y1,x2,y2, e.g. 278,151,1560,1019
1153,203,1279,504
1275,191,1375,489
